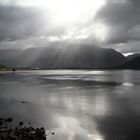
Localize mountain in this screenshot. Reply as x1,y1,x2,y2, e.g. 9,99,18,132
31,45,127,69
120,54,140,69
0,44,127,69
126,53,140,60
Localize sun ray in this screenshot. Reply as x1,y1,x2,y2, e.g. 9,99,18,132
16,0,106,25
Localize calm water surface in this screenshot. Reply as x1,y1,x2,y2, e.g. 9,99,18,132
0,70,140,140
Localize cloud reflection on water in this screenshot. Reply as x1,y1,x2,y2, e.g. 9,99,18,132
0,70,140,140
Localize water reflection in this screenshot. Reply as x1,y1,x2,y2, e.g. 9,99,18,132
52,115,104,140
0,70,140,140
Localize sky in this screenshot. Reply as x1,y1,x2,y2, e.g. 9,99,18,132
0,0,140,55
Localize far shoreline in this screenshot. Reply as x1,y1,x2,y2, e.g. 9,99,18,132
0,68,140,73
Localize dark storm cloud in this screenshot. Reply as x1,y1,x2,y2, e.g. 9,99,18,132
0,5,45,41
0,0,140,54
129,0,140,5
96,0,140,44
0,5,67,41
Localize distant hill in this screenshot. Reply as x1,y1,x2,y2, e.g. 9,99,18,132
0,44,127,69
31,45,127,69
120,54,140,69
127,53,140,61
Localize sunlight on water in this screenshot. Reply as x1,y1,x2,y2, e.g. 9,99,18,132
0,70,140,140
122,82,134,87
88,134,104,140
54,115,104,140
93,95,111,116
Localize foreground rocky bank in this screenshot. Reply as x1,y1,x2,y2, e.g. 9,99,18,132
0,118,54,140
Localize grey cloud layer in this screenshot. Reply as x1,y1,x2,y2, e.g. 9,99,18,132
96,0,140,44
0,0,140,53
0,6,45,41
0,5,68,41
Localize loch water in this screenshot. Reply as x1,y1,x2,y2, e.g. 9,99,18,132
0,70,140,140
